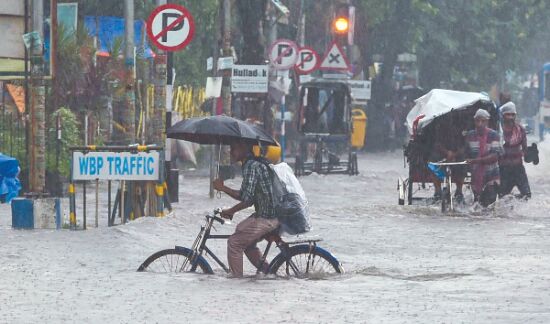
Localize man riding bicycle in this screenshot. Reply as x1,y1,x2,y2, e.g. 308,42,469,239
213,142,279,277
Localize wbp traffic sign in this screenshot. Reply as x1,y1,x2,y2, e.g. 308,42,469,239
295,47,319,74
146,4,195,52
268,39,299,70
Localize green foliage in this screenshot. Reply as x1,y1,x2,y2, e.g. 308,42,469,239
356,0,550,91
169,0,220,87
46,108,82,177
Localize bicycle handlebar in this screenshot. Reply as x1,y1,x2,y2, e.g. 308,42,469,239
428,159,468,166
429,160,468,166
207,208,226,225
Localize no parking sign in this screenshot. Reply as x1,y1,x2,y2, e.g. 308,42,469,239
146,4,195,52
268,39,299,70
295,47,320,74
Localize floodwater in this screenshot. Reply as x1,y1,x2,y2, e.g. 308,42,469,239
1,141,549,323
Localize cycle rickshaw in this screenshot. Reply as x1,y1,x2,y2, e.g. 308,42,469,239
294,80,358,176
397,89,499,211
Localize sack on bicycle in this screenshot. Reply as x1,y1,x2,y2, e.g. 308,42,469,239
255,158,312,235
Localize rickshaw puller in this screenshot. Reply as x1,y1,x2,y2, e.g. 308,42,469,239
498,102,531,199
464,109,504,207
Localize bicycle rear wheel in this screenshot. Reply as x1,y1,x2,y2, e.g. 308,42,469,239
268,245,343,278
137,246,213,274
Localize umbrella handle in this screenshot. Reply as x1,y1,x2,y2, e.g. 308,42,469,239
216,145,222,199
216,144,221,178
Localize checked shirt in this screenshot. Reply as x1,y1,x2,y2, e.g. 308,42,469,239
239,157,277,219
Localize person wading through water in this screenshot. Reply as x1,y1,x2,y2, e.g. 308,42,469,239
213,141,279,277
464,109,504,207
498,102,531,199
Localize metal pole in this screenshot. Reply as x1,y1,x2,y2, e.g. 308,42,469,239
120,180,125,224
24,0,29,187
281,96,286,161
298,0,306,47
95,179,99,228
56,112,61,172
108,180,112,226
221,0,232,116
30,0,46,193
82,181,86,230
84,114,88,146
122,0,135,144
69,155,76,230
123,0,135,222
209,3,222,199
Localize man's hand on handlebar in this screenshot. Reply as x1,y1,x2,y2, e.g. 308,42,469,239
220,209,234,220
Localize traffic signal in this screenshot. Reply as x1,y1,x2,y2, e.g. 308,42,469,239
333,17,349,34
331,5,354,45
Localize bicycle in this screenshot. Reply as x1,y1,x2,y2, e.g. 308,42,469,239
428,160,468,212
137,208,344,278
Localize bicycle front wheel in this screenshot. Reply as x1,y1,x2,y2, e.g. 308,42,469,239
441,186,451,212
268,245,343,278
137,247,213,274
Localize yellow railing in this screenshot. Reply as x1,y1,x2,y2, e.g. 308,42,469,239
172,86,208,119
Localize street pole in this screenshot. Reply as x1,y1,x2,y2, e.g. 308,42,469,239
298,0,306,47
30,0,46,194
221,0,232,116
123,0,135,223
123,0,136,144
219,0,232,170
209,4,222,199
151,0,167,212
153,0,167,148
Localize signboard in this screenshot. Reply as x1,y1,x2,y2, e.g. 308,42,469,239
206,57,213,71
0,1,25,80
231,65,268,93
146,4,195,51
295,47,319,74
268,39,299,70
22,31,43,52
205,77,222,98
72,151,160,181
58,3,78,35
217,56,234,70
347,80,371,101
319,41,351,71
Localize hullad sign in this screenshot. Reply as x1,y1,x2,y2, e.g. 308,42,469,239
231,65,269,93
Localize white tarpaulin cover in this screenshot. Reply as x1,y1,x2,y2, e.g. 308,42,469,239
406,89,491,134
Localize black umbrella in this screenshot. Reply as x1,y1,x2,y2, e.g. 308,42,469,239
167,115,278,146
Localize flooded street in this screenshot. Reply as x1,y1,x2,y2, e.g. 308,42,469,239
1,141,549,323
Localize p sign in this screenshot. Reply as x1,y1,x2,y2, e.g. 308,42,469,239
295,47,319,74
268,39,299,70
146,4,195,52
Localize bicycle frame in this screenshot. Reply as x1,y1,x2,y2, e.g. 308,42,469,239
183,213,288,274
431,161,468,212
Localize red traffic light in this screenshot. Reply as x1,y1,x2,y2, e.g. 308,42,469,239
333,17,349,33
